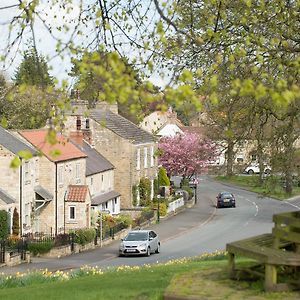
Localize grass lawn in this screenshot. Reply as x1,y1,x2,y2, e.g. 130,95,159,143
216,175,300,200
0,256,299,300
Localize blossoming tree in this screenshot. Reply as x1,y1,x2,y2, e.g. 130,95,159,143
158,133,217,178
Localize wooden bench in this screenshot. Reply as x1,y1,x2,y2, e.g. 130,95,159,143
226,211,300,292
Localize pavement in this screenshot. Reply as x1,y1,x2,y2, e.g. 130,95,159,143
0,180,216,275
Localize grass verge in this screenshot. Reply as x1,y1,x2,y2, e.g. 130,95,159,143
0,252,299,300
215,175,300,200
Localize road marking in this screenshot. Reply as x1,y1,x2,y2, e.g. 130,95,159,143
283,201,300,209
237,195,259,226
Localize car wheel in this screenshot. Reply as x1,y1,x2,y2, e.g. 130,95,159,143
265,169,271,175
119,253,124,257
155,243,160,254
146,247,151,257
248,169,254,175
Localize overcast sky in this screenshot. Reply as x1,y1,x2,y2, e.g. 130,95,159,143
0,0,166,88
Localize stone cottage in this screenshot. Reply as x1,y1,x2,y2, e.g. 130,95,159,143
19,130,91,234
69,131,121,216
64,101,158,209
0,125,38,235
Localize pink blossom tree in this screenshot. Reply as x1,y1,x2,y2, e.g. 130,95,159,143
158,133,217,178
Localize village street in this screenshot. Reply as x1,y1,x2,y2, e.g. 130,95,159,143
1,176,299,275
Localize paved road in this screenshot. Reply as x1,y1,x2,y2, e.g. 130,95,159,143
1,176,299,274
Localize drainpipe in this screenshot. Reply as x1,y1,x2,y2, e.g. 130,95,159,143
55,162,58,235
19,159,23,236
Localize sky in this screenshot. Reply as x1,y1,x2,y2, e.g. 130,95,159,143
0,0,167,88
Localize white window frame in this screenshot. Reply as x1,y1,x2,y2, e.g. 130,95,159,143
136,148,141,170
150,146,154,167
69,206,76,220
144,147,148,168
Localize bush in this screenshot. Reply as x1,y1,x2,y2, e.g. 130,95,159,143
0,210,9,240
139,177,151,206
74,228,96,245
12,208,20,236
115,214,132,229
158,167,170,186
28,240,54,256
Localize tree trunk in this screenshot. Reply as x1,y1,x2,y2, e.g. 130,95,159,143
226,141,234,176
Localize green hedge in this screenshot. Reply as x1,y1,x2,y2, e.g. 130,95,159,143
28,240,54,256
74,228,96,245
0,210,9,240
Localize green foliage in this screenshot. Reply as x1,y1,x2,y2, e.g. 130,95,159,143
138,177,151,206
70,50,158,123
12,208,19,236
74,228,96,246
28,240,54,256
158,167,170,186
0,86,53,129
132,184,138,207
181,186,194,200
114,214,132,228
14,47,54,88
0,210,9,239
216,175,300,200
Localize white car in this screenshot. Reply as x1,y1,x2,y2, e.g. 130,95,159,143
119,230,160,257
244,164,271,175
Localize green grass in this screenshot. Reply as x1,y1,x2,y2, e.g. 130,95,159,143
0,255,299,300
216,175,300,200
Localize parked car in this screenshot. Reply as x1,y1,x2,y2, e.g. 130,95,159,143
119,230,160,257
244,163,271,175
216,192,236,208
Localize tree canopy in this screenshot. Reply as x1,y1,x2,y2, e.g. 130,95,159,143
14,47,54,88
158,132,217,177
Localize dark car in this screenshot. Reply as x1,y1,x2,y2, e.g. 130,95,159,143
216,192,236,208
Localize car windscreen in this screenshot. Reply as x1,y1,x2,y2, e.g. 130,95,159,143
124,232,148,241
221,193,233,199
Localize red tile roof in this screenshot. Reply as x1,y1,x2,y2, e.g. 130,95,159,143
19,130,86,162
66,185,89,202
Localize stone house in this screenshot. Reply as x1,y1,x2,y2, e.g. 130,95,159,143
64,101,158,209
69,131,120,218
0,126,38,235
140,107,184,135
19,130,91,234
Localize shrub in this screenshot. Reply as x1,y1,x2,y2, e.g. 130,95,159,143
28,240,54,256
132,184,138,207
158,167,170,186
115,214,132,229
139,177,151,206
74,228,96,245
0,210,9,240
182,186,194,200
12,208,20,236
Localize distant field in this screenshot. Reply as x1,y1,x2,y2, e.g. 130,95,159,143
216,175,300,200
0,254,299,300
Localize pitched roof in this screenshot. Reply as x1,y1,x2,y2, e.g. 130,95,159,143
91,190,120,206
0,126,36,155
90,109,155,145
66,185,89,202
19,130,86,162
34,185,53,201
81,142,114,176
0,188,16,204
